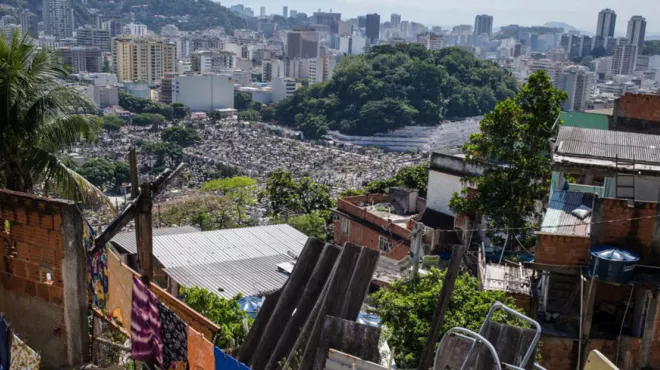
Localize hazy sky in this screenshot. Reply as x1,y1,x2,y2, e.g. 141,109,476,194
221,0,660,34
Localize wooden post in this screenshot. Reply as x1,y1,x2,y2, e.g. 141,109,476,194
264,244,341,370
297,243,362,370
417,229,470,370
313,316,382,370
249,238,326,369
137,182,154,282
238,289,282,363
339,246,381,321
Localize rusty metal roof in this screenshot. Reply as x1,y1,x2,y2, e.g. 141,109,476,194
541,190,594,236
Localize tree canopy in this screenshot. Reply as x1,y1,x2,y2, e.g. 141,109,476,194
370,270,521,368
161,126,201,147
133,113,165,127
449,70,567,233
160,194,241,231
366,163,429,197
260,169,333,217
78,159,131,192
179,286,248,349
275,45,518,137
238,109,261,122
643,40,660,56
102,115,124,132
201,176,258,224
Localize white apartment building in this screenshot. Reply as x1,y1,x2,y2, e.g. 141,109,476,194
262,60,286,82
272,77,297,103
173,74,234,112
122,23,148,36
191,50,237,73
81,84,119,108
339,35,366,55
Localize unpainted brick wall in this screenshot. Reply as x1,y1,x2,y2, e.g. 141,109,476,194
615,94,660,122
535,233,591,265
0,189,87,367
333,215,409,260
539,336,641,370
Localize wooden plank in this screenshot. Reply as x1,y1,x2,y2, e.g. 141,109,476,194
94,199,138,250
264,244,341,370
297,243,362,370
326,349,386,370
339,246,380,321
152,163,186,197
138,182,154,282
129,147,141,260
312,315,381,370
417,230,469,370
238,289,282,364
249,238,326,369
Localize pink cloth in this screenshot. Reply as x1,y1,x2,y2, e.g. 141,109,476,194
130,276,163,368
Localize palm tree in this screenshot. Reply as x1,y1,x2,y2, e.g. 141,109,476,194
0,30,110,207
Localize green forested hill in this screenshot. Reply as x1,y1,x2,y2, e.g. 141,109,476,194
275,44,519,137
0,0,246,33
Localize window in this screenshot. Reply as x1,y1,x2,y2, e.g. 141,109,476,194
379,236,392,252
340,218,350,235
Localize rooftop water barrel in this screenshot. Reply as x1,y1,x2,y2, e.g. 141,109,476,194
588,246,640,284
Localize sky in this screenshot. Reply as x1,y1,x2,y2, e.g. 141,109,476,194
220,0,660,34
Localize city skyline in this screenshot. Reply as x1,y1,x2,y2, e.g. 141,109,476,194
218,0,660,34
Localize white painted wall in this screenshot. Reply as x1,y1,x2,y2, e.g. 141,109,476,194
426,170,463,216
173,74,234,112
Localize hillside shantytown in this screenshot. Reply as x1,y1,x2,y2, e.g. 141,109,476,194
2,1,660,369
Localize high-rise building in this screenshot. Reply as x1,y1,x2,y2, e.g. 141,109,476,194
173,73,234,111
76,26,111,52
262,59,286,82
626,16,646,55
365,13,380,42
101,19,121,37
113,36,177,83
260,6,266,17
19,11,38,38
555,65,594,112
356,16,366,29
596,9,617,38
272,77,297,103
286,30,320,58
611,43,637,75
339,35,366,55
56,47,103,73
122,23,148,36
191,50,236,73
290,10,298,18
312,12,341,34
390,13,401,28
283,6,288,18
473,14,493,38
43,0,73,38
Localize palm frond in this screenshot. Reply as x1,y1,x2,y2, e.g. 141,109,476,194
37,113,100,152
26,147,116,214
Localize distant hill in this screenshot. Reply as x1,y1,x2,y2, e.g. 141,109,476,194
0,0,246,34
543,21,578,32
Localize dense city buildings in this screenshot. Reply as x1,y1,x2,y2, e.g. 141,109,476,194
312,12,341,34
57,46,103,73
173,73,235,111
390,13,401,28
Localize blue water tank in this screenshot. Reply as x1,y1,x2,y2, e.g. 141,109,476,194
587,246,640,284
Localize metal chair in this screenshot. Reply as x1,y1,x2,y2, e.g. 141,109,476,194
433,301,542,370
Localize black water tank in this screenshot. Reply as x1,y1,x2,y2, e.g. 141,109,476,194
588,246,640,284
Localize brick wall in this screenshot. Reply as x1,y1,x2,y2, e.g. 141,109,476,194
333,215,409,259
0,189,88,367
535,233,591,265
539,336,641,370
615,94,660,122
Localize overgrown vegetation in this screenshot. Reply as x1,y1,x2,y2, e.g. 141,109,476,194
160,194,242,231
78,159,130,192
259,169,333,217
370,270,522,368
161,126,201,147
275,44,518,138
201,176,258,224
179,286,249,349
119,91,188,120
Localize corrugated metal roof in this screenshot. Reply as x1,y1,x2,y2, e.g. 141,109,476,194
556,126,660,165
110,226,199,254
541,191,594,236
482,263,532,295
152,224,308,269
165,254,294,299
